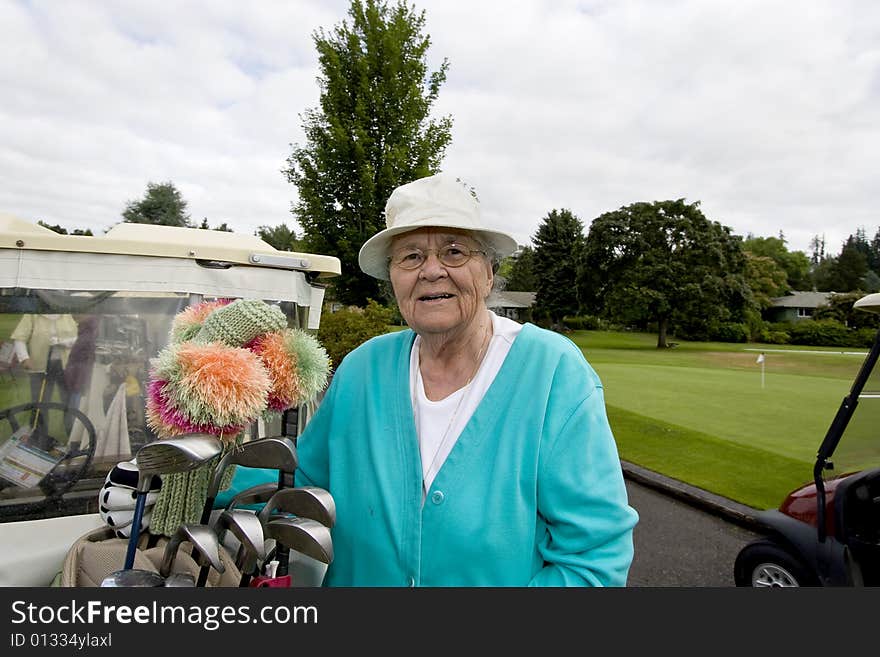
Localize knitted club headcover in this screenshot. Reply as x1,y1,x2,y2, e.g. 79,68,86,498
147,299,330,537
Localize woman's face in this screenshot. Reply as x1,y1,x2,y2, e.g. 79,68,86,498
389,228,494,338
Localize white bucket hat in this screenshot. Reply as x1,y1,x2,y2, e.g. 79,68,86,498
358,173,519,280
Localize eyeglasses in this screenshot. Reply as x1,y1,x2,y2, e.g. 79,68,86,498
388,243,487,270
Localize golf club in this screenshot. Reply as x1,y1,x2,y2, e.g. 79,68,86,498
198,436,298,525
101,569,165,587
241,516,333,587
265,516,333,576
164,572,196,587
224,482,278,511
256,486,336,528
123,434,223,570
196,509,265,587
160,523,225,586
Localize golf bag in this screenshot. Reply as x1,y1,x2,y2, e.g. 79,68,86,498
57,525,242,587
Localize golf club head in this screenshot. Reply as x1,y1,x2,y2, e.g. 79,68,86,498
225,482,278,511
207,436,298,500
266,517,333,565
164,572,196,587
135,434,224,492
101,569,165,587
257,486,336,528
216,509,267,564
123,434,223,571
160,523,225,577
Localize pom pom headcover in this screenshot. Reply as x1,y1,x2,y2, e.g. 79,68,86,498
147,299,330,442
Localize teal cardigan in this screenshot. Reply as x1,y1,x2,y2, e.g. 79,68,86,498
226,323,638,586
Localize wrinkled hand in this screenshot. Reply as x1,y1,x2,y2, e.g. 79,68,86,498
98,459,162,539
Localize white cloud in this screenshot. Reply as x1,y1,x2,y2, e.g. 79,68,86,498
2,0,879,257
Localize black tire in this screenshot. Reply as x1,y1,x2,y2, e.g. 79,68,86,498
733,539,819,587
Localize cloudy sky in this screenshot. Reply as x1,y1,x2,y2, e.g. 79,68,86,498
3,0,878,258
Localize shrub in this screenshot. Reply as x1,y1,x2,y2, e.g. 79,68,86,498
562,315,605,330
759,329,790,345
709,322,750,343
853,327,878,348
317,299,394,368
788,319,852,347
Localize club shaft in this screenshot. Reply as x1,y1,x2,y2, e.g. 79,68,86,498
123,493,148,570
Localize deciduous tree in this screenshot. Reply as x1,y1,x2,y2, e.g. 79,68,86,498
285,0,452,305
742,234,811,291
581,199,750,348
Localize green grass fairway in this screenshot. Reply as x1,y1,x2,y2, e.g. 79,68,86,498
567,329,873,510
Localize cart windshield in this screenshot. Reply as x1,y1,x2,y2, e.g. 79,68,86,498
825,333,880,479
0,287,303,524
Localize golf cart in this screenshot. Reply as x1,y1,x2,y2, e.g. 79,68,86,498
734,291,880,587
0,214,339,586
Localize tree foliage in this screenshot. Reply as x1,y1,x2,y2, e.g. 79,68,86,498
532,209,585,330
198,218,232,232
499,245,538,292
37,221,93,236
581,199,750,348
122,181,191,227
814,236,869,292
285,0,452,305
317,299,394,368
744,252,789,310
742,235,811,291
256,223,302,252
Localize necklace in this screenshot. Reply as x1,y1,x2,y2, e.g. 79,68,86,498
420,321,493,493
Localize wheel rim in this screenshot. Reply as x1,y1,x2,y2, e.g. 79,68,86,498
751,562,800,587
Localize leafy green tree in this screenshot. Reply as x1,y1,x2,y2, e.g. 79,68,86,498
500,245,538,291
532,209,585,330
256,224,302,252
198,218,233,232
285,0,452,305
742,234,811,291
744,252,789,310
122,181,192,227
37,221,93,236
813,291,880,330
581,199,750,348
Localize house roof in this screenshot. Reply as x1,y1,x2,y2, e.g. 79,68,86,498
487,290,536,309
770,291,835,309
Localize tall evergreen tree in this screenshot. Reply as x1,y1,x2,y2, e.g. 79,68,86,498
870,227,880,273
500,245,538,291
122,181,191,227
831,236,869,291
284,0,452,305
532,209,585,330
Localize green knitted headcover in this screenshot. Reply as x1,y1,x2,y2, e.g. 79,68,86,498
195,298,287,347
147,299,292,537
149,438,241,537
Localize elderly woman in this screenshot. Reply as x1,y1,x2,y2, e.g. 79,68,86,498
233,174,638,586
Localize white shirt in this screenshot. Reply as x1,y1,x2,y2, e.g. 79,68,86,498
410,311,523,496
